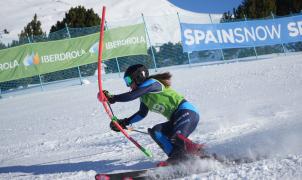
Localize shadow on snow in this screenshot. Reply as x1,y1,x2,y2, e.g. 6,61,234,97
0,159,155,175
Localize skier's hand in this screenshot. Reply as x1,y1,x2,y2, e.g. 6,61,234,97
110,118,129,132
99,90,116,104
97,92,104,102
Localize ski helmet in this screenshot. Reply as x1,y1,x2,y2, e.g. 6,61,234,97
124,64,149,87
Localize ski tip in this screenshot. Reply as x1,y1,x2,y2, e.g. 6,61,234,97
123,178,134,180
156,161,169,167
95,174,134,180
95,174,110,180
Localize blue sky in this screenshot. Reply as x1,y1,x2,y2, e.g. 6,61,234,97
168,0,243,14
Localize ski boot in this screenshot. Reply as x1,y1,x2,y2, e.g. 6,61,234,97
176,133,206,157
156,149,187,167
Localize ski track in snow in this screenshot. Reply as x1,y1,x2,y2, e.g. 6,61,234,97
1,53,302,179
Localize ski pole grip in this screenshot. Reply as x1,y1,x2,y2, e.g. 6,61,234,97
111,116,153,158
97,91,108,102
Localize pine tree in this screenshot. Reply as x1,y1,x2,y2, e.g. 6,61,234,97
0,41,6,49
19,14,46,41
0,29,8,49
4,14,47,89
236,0,276,19
50,6,100,32
276,0,302,16
221,11,233,23
228,0,301,19
46,6,101,81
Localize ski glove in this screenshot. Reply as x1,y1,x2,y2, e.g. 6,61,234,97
110,118,129,132
99,90,116,104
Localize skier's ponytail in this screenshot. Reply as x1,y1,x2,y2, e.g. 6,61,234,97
149,72,172,87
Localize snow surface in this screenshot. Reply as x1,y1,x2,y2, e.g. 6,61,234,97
1,53,302,179
0,0,222,45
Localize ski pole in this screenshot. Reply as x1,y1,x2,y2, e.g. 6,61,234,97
127,128,149,135
97,6,152,158
131,129,149,135
106,102,152,155
107,103,149,135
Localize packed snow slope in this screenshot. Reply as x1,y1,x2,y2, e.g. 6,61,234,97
1,54,302,179
0,0,221,45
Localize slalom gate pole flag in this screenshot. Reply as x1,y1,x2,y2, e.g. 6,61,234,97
97,6,152,158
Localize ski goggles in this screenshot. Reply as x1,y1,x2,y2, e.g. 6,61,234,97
124,76,133,87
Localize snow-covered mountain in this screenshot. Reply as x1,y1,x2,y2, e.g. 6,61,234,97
0,0,222,45
0,53,302,179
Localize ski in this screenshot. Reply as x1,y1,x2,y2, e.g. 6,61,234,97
95,154,256,180
95,168,154,180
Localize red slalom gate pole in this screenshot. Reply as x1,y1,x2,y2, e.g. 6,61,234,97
97,6,152,158
97,6,106,96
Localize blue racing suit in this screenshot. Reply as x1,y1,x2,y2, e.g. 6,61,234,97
111,79,200,157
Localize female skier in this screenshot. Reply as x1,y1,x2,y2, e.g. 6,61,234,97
101,64,202,163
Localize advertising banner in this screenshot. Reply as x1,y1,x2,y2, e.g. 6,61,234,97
181,15,302,52
0,23,147,83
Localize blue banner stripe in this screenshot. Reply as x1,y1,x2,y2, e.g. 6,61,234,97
181,15,302,52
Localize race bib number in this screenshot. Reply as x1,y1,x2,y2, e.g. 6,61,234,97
152,104,165,114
